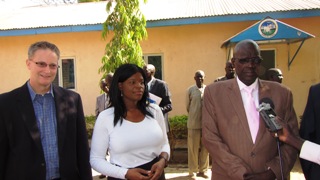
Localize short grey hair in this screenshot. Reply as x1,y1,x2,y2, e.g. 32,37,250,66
28,41,60,60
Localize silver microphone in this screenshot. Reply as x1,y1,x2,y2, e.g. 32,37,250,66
258,98,282,132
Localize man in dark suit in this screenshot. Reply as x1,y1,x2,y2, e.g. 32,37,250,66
299,83,320,180
143,64,172,133
202,39,299,180
0,41,92,180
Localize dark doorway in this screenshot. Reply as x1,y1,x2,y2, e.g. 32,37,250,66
260,50,275,80
143,55,163,80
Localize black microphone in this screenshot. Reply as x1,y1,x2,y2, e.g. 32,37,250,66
257,98,282,132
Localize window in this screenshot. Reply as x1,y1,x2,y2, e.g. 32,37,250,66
143,55,163,80
53,58,75,89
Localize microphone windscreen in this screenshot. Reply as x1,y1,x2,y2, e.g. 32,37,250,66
259,97,275,109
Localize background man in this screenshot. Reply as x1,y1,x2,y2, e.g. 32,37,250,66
202,39,299,180
266,68,283,83
186,70,209,179
299,83,320,180
214,60,235,82
143,64,172,133
95,73,114,118
0,41,92,180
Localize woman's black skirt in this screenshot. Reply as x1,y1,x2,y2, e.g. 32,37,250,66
107,157,166,180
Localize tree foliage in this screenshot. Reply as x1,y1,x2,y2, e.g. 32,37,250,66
99,0,147,75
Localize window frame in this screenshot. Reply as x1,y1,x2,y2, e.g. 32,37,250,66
54,57,77,90
143,54,164,80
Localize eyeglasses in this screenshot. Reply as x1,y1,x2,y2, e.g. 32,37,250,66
29,60,59,69
234,57,262,65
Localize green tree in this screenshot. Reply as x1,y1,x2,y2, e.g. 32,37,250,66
99,0,147,75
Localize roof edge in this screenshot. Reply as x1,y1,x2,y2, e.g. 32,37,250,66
0,10,319,37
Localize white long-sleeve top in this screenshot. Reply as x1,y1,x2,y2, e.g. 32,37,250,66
90,103,170,179
300,140,320,165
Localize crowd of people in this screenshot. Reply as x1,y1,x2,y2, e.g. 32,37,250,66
0,40,319,180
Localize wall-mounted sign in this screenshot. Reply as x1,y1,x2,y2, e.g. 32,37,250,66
259,18,278,38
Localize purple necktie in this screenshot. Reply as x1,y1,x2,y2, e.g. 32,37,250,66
244,87,259,143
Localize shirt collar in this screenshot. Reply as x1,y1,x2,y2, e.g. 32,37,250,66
27,80,54,101
147,76,155,87
237,77,259,92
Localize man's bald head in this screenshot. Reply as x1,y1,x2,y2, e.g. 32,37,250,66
143,64,156,82
233,39,260,58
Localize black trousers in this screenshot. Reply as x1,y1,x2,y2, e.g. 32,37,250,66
107,157,166,180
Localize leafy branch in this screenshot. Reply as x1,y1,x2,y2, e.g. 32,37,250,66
99,0,147,75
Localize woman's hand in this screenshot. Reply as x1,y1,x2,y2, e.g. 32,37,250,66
125,168,152,180
149,159,166,180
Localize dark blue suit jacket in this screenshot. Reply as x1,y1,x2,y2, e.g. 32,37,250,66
148,78,172,114
0,82,92,180
300,83,320,180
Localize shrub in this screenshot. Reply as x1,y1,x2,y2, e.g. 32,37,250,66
85,115,96,139
169,115,188,139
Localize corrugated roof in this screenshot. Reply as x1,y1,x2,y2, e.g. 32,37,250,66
142,0,320,20
0,2,108,30
0,0,319,30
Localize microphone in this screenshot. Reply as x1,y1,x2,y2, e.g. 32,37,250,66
258,98,285,180
257,98,282,132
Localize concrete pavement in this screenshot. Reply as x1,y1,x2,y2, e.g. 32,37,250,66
92,164,212,180
92,160,305,180
91,139,305,179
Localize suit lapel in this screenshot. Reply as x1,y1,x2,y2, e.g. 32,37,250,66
149,78,156,92
17,83,43,152
254,80,272,147
227,79,253,142
53,86,67,152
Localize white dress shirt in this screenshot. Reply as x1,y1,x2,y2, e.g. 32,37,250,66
300,140,320,165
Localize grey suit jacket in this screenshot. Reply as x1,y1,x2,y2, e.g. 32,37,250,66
0,82,92,180
202,78,299,180
95,93,108,118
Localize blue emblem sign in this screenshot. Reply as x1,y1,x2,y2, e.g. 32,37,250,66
259,19,278,38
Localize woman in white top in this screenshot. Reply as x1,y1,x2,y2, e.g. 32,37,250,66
90,64,170,180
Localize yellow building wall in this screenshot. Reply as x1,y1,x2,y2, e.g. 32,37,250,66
0,16,319,119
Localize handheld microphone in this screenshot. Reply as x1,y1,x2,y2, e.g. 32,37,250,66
257,98,282,132
258,98,285,180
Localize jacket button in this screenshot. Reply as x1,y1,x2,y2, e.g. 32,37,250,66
250,152,255,157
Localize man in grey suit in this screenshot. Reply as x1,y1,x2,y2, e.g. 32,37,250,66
202,39,299,180
214,60,235,82
95,73,113,118
0,41,92,180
